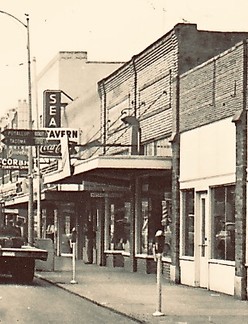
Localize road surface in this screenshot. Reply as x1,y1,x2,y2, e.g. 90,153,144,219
0,276,139,323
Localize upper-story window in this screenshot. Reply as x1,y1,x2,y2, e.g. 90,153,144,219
143,138,172,157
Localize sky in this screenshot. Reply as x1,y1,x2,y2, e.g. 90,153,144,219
1,0,248,115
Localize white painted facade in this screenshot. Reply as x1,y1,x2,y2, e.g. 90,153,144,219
179,117,237,295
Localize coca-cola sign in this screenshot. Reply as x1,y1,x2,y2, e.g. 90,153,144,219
39,140,60,156
39,128,79,157
39,141,77,157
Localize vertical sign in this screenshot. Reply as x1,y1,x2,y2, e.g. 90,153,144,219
43,90,61,127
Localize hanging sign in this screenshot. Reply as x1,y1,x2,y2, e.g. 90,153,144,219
43,90,61,127
38,128,79,157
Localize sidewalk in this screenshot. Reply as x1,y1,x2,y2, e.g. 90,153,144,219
36,257,248,324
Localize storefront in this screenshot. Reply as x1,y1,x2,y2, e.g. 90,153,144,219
179,117,237,295
43,154,172,271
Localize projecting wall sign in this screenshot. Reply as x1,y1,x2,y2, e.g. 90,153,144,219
43,90,61,128
38,128,79,157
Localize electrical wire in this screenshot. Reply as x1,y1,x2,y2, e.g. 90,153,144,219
103,90,167,154
79,90,167,158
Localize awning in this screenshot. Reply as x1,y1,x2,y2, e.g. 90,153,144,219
3,155,171,208
43,155,172,185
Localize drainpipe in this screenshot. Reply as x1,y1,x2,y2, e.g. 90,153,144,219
169,73,181,284
98,81,107,155
132,55,138,118
233,40,247,300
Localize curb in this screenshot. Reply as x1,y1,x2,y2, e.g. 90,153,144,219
35,274,145,323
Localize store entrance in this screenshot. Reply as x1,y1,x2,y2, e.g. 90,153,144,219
196,192,209,288
83,200,99,264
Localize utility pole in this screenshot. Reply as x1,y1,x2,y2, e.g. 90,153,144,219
33,57,42,239
0,11,34,245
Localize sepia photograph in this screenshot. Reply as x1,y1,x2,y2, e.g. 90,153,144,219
0,1,248,323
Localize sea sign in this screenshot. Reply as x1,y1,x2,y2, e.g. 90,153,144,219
43,90,61,128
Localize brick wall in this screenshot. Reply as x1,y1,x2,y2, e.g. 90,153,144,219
99,24,248,150
180,42,244,133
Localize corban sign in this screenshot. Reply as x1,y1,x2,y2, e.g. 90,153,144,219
0,158,28,170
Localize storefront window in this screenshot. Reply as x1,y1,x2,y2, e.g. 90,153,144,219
182,189,195,257
109,201,130,251
123,202,131,252
212,186,235,261
140,197,162,255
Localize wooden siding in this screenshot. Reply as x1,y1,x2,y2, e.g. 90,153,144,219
102,32,178,149
140,108,172,143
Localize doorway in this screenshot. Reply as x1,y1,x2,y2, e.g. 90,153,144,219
196,192,209,288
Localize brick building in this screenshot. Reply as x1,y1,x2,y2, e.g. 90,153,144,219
94,24,248,286
179,40,248,298
42,23,248,296
2,24,248,299
34,24,248,296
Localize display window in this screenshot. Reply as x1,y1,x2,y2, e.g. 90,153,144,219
109,201,131,251
140,197,163,255
182,189,195,257
211,185,235,261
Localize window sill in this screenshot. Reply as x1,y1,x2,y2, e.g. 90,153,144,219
104,250,124,254
61,253,72,257
104,250,130,256
162,256,171,262
209,259,235,266
135,253,154,259
180,256,195,261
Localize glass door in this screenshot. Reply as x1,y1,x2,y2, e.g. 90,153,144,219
198,192,209,288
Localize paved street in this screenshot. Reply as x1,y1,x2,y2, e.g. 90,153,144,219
36,257,248,324
0,276,138,323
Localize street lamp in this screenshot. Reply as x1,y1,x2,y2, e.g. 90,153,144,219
0,11,34,245
121,115,140,155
